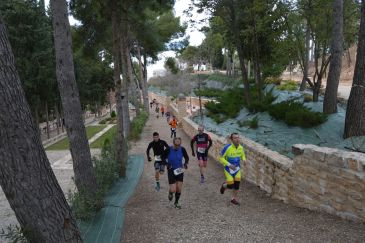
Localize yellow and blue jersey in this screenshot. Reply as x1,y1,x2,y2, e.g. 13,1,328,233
219,144,246,175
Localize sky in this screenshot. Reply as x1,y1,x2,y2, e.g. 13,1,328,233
44,0,207,78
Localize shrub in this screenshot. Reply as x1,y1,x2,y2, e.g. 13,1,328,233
268,100,327,128
111,111,116,118
70,135,119,220
238,116,259,129
277,80,298,91
247,89,277,113
99,119,107,125
195,88,221,98
265,77,282,85
129,111,149,140
303,93,313,103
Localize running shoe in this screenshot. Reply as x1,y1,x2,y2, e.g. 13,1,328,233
230,199,240,206
174,202,182,209
168,193,173,202
220,183,226,194
200,175,205,184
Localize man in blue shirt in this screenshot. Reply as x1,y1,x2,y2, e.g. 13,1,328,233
167,137,189,209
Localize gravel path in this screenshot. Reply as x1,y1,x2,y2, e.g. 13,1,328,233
122,111,365,242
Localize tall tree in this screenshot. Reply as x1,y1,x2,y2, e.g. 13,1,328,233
323,0,344,114
0,16,81,243
344,0,365,138
50,0,98,191
110,0,128,176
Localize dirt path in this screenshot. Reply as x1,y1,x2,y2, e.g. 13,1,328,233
122,110,365,242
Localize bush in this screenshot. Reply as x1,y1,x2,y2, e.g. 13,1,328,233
303,93,313,103
238,116,259,129
265,77,282,85
247,89,277,113
277,80,298,91
195,88,221,98
129,111,149,140
111,111,116,118
70,135,119,220
268,100,327,128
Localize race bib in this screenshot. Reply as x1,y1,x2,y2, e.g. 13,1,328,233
171,128,176,131
197,147,206,153
154,155,161,161
229,166,240,174
173,167,184,176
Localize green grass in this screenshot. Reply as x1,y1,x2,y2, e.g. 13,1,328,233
46,125,107,150
90,125,117,149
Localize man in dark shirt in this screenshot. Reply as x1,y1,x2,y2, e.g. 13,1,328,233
167,137,189,209
146,132,169,191
191,125,212,183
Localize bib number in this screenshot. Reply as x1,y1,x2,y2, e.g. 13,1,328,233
229,166,240,174
171,128,176,131
154,155,161,161
173,167,184,176
197,147,206,153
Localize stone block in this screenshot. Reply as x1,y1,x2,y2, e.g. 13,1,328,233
325,153,347,168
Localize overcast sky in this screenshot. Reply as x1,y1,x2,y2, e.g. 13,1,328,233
44,0,207,78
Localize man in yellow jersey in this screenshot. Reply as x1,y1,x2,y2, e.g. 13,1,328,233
219,133,246,205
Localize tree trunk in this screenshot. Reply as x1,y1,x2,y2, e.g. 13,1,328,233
226,49,231,76
344,0,365,138
252,19,262,101
236,42,251,105
137,44,149,111
111,0,127,177
50,0,98,191
0,16,81,243
120,13,131,136
323,0,344,114
45,101,50,139
55,103,60,135
300,22,311,91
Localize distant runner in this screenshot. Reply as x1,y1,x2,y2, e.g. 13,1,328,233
219,133,246,205
161,106,165,117
146,132,169,191
191,125,212,183
155,105,160,118
168,116,178,138
166,137,189,209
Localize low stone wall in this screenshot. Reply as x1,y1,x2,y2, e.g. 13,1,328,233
150,91,365,222
290,145,365,221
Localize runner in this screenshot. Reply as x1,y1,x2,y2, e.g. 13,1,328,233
155,104,160,118
168,116,178,138
165,111,171,122
191,125,212,183
166,137,189,209
161,106,165,117
146,132,169,191
219,133,246,205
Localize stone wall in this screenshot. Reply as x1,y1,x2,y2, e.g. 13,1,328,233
150,91,365,222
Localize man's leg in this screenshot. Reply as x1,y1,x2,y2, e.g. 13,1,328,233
231,171,241,205
220,170,234,194
174,179,183,209
154,162,161,191
168,169,175,201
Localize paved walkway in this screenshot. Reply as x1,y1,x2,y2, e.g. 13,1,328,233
0,124,114,232
122,111,365,242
